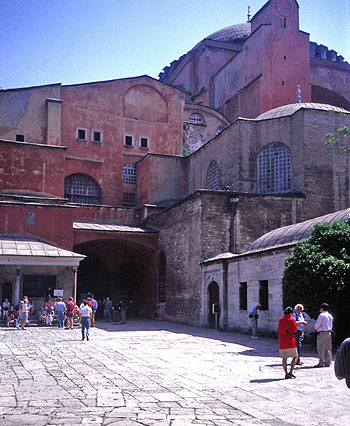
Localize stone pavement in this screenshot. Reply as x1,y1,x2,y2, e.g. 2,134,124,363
0,319,349,426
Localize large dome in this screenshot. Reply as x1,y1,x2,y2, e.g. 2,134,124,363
255,103,350,120
206,23,251,43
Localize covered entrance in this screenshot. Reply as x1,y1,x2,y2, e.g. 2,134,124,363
0,236,85,311
73,221,158,318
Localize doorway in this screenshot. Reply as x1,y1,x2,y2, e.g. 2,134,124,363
208,281,220,329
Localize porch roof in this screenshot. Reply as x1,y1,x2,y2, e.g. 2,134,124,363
73,221,158,234
0,236,85,266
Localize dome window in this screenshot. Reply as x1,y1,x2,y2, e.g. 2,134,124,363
189,113,205,125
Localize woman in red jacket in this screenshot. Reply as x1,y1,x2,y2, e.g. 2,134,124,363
278,306,298,379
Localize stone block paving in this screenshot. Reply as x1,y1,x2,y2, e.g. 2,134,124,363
0,319,349,426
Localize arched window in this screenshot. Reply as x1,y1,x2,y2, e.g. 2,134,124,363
158,252,166,303
188,113,205,125
258,144,291,193
122,164,136,184
64,174,101,205
215,127,224,136
206,161,220,190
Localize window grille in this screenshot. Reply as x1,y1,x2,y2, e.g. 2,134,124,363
259,280,269,311
258,144,291,193
239,282,247,310
123,192,136,207
158,252,166,303
206,161,220,190
188,113,205,125
122,164,136,185
64,174,101,205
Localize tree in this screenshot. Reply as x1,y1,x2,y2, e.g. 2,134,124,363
283,221,350,344
326,125,350,152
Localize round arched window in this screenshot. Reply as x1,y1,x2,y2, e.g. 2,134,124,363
64,174,101,205
206,161,220,190
188,113,205,125
258,144,291,193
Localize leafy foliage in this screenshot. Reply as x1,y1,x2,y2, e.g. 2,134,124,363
326,125,350,152
283,221,350,343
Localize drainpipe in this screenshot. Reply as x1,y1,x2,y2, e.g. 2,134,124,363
222,260,228,331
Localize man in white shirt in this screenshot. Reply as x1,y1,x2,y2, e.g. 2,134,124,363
80,300,92,341
314,303,334,367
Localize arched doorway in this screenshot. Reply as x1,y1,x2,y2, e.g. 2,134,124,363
208,281,220,329
116,262,141,317
77,252,110,302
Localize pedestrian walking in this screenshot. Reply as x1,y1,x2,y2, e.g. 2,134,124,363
80,300,92,341
335,337,350,388
278,306,298,379
66,296,75,329
249,303,261,338
90,294,98,327
293,303,307,365
314,303,333,368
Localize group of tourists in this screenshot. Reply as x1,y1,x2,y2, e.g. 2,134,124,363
249,302,349,382
103,298,127,324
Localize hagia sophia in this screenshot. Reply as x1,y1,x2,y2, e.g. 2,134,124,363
0,0,349,334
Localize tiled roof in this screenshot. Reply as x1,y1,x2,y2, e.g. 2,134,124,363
0,235,85,260
73,221,158,234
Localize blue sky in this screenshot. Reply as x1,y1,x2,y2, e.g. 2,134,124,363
1,0,349,90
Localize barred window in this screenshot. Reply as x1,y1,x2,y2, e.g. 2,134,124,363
258,144,291,193
188,113,205,125
206,160,220,190
158,251,166,303
122,164,136,185
123,193,136,207
239,282,247,310
259,280,269,311
64,174,101,205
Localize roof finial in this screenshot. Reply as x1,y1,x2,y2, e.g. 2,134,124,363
296,85,301,103
247,6,251,22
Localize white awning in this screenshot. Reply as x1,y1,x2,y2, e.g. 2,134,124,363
0,237,85,266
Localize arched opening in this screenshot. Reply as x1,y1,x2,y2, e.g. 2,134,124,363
258,143,291,193
116,261,141,317
74,237,157,319
206,160,220,190
64,174,101,205
77,252,110,303
208,281,220,329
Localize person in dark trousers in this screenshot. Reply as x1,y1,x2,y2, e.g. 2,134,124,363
80,300,92,341
293,303,308,365
335,337,350,388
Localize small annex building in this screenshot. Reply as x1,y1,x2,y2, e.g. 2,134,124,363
201,208,350,335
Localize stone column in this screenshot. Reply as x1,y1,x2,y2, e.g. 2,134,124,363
13,266,21,306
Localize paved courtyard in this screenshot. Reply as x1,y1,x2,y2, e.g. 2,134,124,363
0,319,349,426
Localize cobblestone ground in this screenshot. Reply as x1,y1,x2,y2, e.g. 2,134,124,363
0,319,349,426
